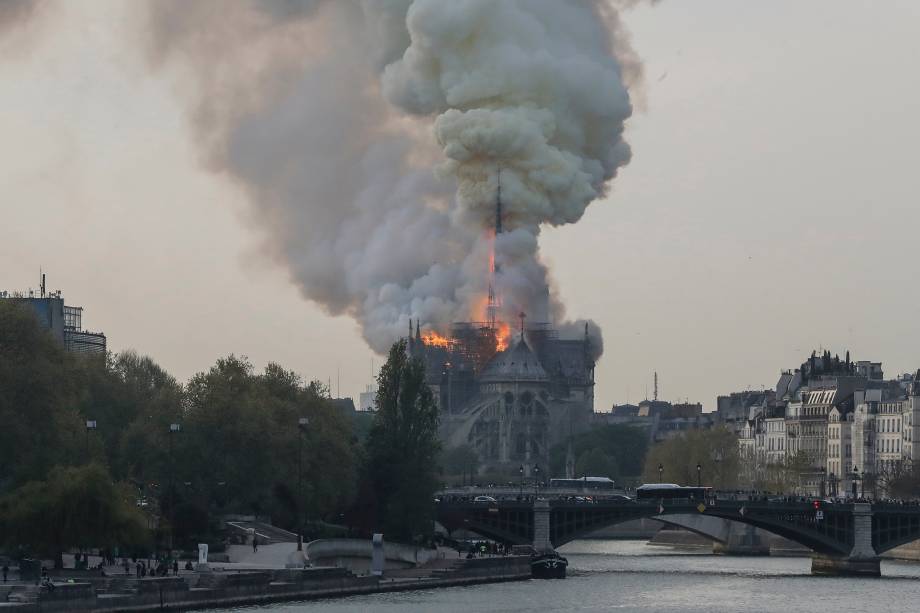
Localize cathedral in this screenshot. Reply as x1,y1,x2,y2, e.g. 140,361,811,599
408,319,596,477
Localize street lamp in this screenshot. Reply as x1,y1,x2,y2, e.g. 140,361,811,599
533,465,541,495
168,423,181,552
297,417,309,551
85,420,97,462
658,463,663,482
829,472,836,498
696,463,702,488
852,465,860,500
518,464,524,499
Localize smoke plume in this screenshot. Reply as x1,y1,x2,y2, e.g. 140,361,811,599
142,0,639,359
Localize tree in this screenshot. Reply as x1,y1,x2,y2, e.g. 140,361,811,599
440,444,479,484
642,428,741,489
575,448,619,479
176,357,356,541
884,461,920,499
760,451,811,494
363,340,440,543
0,301,84,491
0,464,149,568
549,425,649,482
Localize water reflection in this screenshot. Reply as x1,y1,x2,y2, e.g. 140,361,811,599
215,540,920,613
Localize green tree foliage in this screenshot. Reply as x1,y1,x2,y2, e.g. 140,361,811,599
0,300,359,554
177,358,356,532
440,444,479,484
0,464,149,568
575,448,619,479
549,425,649,481
642,427,741,489
364,340,440,543
0,302,84,490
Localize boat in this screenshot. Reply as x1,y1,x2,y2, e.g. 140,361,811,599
529,550,567,579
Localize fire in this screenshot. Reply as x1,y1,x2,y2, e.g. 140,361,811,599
495,322,511,352
421,330,452,348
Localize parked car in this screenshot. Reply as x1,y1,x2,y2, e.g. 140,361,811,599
473,495,497,503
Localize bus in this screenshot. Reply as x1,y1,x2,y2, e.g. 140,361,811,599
636,483,711,501
548,476,616,491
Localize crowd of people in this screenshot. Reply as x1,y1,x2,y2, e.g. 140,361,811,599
31,553,198,591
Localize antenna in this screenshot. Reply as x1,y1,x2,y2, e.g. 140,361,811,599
654,372,658,401
40,270,46,299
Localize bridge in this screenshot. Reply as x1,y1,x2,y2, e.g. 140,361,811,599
436,495,920,576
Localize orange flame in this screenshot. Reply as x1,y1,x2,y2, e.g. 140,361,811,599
421,330,452,348
495,322,511,352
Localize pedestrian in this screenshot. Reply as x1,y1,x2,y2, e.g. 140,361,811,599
252,535,259,553
2,563,8,582
135,561,142,578
173,560,179,576
41,568,54,592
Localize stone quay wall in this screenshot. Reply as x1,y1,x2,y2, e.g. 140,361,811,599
2,557,532,612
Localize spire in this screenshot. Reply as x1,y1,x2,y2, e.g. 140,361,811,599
408,318,413,339
487,283,496,329
416,320,421,341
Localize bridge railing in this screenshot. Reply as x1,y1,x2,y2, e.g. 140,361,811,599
437,486,629,497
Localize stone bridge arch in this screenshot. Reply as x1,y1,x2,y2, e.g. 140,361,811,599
436,497,920,575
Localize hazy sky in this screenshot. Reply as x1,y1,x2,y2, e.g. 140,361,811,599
2,1,919,411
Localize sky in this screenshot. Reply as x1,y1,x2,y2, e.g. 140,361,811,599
2,1,919,411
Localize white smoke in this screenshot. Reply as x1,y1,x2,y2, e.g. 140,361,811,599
141,0,638,357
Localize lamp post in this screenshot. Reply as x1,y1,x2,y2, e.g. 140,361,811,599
819,466,826,498
696,463,702,488
85,420,97,463
658,463,663,483
518,464,524,499
297,417,309,551
829,472,836,498
168,423,181,553
852,465,860,500
533,465,541,496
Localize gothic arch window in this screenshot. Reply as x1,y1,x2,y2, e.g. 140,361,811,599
504,391,514,407
521,390,533,406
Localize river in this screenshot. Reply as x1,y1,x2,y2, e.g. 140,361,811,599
213,540,920,612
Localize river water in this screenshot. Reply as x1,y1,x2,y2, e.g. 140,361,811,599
215,540,920,612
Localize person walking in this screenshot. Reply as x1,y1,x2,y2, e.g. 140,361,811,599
252,535,259,553
172,560,179,576
2,563,8,582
